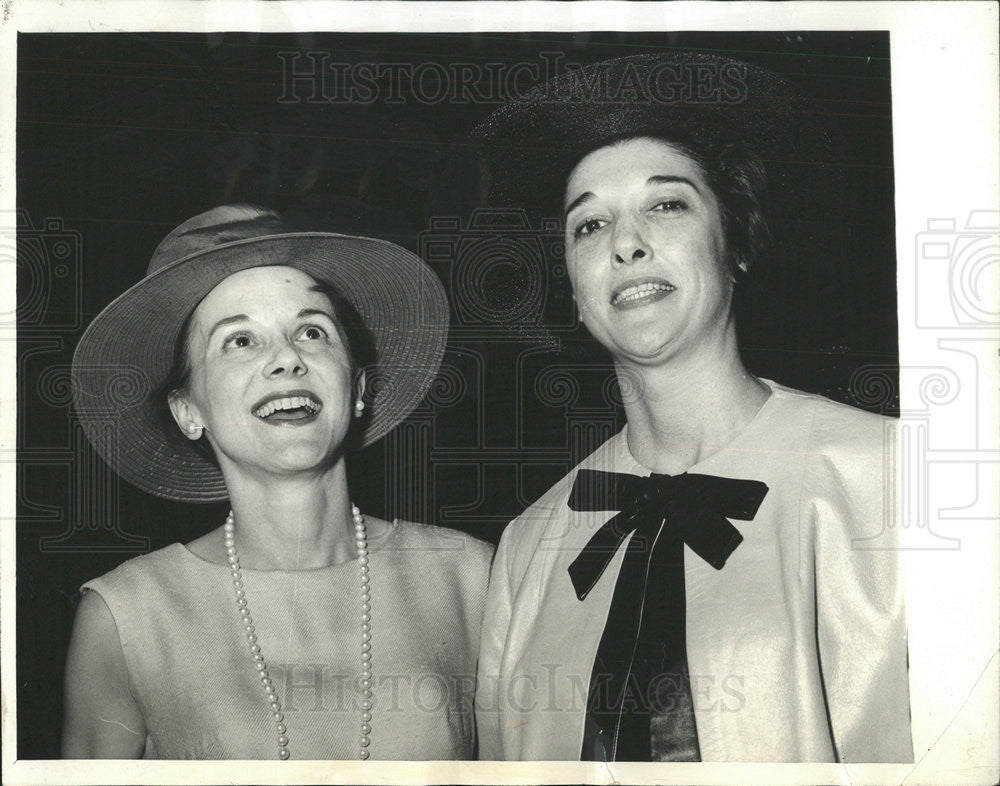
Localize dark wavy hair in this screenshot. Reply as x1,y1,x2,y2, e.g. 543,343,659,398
151,274,377,465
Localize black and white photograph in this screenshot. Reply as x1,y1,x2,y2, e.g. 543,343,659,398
2,2,997,784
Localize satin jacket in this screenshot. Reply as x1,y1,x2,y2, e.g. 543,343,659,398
475,380,913,762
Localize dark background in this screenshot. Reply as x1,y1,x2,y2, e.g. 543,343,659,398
16,31,896,758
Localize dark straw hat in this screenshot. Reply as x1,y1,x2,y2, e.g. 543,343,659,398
72,204,449,502
473,50,833,217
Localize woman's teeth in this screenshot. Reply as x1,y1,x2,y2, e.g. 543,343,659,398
253,396,320,419
611,282,674,305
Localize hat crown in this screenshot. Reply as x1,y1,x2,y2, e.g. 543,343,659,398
147,204,288,275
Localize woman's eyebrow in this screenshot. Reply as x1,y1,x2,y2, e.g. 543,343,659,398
564,191,595,219
207,314,249,340
647,174,701,194
297,308,335,321
565,174,701,219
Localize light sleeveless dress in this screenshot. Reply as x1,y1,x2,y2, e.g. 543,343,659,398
84,521,493,760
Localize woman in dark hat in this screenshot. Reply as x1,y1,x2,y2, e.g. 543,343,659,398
473,53,912,763
62,204,491,760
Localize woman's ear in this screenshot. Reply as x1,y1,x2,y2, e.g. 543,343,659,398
571,291,588,328
730,255,749,283
353,370,367,417
168,392,204,440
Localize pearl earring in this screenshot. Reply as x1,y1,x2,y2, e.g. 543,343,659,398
186,423,201,435
355,400,365,414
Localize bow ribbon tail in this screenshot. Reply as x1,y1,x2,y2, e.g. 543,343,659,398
581,509,676,761
567,510,639,601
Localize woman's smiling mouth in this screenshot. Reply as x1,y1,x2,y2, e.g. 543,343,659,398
610,279,676,308
252,392,323,425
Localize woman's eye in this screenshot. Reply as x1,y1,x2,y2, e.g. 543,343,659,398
298,325,328,341
651,199,688,214
574,217,608,238
222,332,255,350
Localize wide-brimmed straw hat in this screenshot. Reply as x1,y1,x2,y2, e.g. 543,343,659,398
473,50,833,218
72,204,449,503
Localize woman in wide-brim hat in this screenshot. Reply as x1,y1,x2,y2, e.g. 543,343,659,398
62,204,492,760
473,52,912,763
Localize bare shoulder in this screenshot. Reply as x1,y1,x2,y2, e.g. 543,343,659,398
68,587,120,653
62,589,146,757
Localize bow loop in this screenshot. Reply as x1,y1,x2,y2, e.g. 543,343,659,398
567,469,768,600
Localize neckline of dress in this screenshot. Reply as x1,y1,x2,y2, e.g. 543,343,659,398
615,377,781,476
175,519,400,575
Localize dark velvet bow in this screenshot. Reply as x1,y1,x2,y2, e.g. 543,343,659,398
568,468,769,600
567,467,769,762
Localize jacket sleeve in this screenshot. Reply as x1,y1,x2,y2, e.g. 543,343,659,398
475,523,516,760
811,410,913,762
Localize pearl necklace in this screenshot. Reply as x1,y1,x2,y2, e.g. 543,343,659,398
224,504,372,761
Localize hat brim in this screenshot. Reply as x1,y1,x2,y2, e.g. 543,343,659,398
474,51,834,217
72,232,448,502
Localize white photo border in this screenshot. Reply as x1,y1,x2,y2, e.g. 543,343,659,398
1,2,997,785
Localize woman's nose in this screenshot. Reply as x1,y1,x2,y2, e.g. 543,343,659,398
611,218,650,266
263,340,307,377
